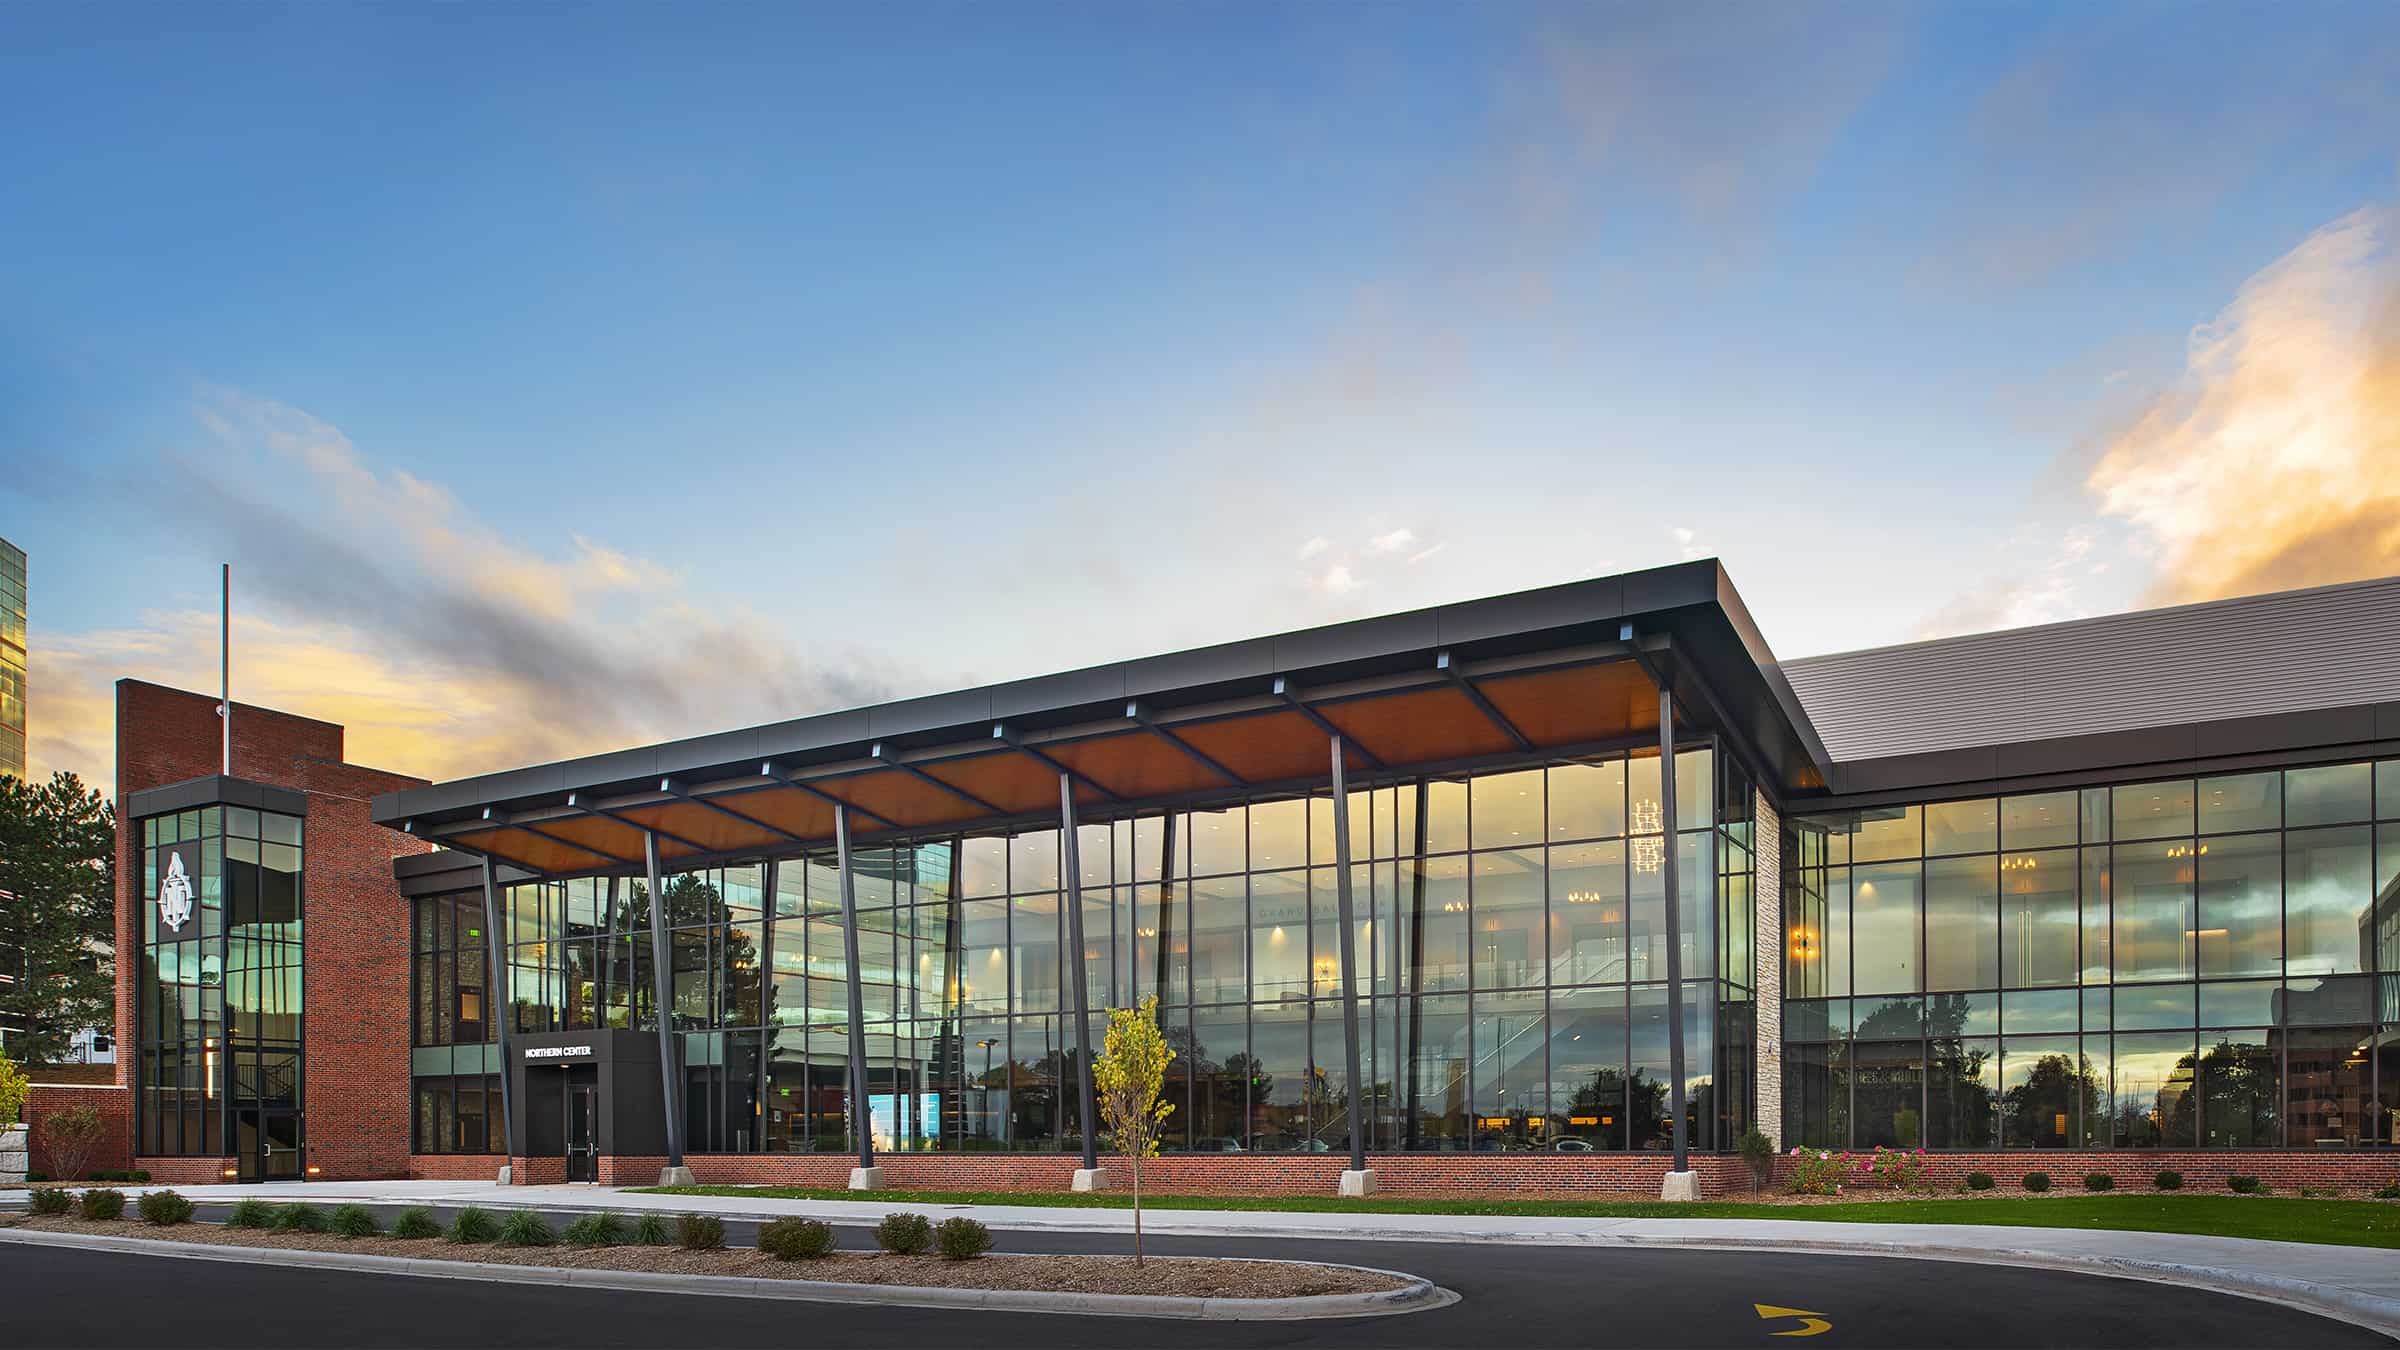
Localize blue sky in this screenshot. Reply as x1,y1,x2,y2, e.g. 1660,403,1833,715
4,3,2397,789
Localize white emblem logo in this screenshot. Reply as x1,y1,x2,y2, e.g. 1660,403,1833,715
158,851,196,931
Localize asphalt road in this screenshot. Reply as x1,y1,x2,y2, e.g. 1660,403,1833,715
4,1202,2385,1349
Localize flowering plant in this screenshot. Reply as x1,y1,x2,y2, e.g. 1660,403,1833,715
1864,1144,1930,1190
1784,1146,1849,1196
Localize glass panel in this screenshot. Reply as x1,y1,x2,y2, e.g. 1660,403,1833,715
1403,856,1470,994
1472,850,1545,990
1473,989,1546,1149
2000,849,2078,987
2198,980,2279,1028
1927,1035,1997,1148
1423,779,1469,856
1549,759,1626,842
2285,826,2371,975
958,837,1007,898
1851,1038,1924,1148
1924,799,1997,857
2198,772,2280,835
1549,842,1626,985
2198,1033,2277,1148
2113,841,2194,982
1247,800,1306,872
1249,871,1309,1003
1470,770,1545,851
1850,862,1921,995
2287,763,2372,828
2282,1026,2371,1148
2111,1031,2196,1148
1188,876,1246,1004
2002,988,2079,1034
2113,780,2194,842
2001,792,2078,851
1401,994,1469,1150
2001,1036,2082,1148
1924,855,1997,991
2114,982,2194,1030
1851,807,1921,863
1548,987,1626,1148
2196,833,2280,978
2080,848,2111,985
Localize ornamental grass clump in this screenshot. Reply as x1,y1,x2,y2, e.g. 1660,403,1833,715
78,1188,126,1220
273,1202,328,1233
630,1213,672,1246
2021,1171,2052,1193
676,1213,725,1251
933,1216,992,1261
137,1189,194,1226
758,1216,837,1260
874,1212,932,1255
391,1207,443,1240
563,1212,627,1248
28,1187,73,1216
329,1204,381,1238
1964,1171,1995,1191
225,1198,276,1229
2083,1172,2115,1192
446,1205,501,1244
496,1210,556,1247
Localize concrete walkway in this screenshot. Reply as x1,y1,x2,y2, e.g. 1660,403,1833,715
25,1179,2400,1336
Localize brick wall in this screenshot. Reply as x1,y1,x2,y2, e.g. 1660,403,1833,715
1784,1151,2400,1192
22,1084,134,1179
114,681,432,1180
585,1152,1761,1197
409,1153,507,1182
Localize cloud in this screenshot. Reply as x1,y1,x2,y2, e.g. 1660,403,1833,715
1914,528,2101,640
1315,564,1362,596
1671,527,1703,561
1296,536,1331,561
2086,204,2400,605
1366,527,1418,554
31,389,918,794
1406,543,1445,566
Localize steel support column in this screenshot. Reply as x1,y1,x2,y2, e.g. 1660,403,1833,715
1328,737,1369,1174
478,856,516,1169
1058,775,1100,1171
1658,680,1690,1175
644,831,687,1169
835,807,876,1169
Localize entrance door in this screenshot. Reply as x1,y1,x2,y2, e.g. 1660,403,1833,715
234,1109,303,1183
565,1081,599,1182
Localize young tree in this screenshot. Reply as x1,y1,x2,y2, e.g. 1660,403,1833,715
41,1103,105,1182
0,1051,28,1125
1093,995,1175,1266
0,773,116,1066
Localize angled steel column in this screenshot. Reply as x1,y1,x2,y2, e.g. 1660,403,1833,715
644,830,686,1169
835,807,876,1169
1058,775,1100,1171
478,856,516,1167
1658,679,1690,1174
1329,737,1368,1174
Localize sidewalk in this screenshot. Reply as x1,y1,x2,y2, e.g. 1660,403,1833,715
27,1179,2400,1335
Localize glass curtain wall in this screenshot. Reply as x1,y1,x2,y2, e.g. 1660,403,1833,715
1783,760,2400,1150
136,805,304,1165
420,746,1744,1155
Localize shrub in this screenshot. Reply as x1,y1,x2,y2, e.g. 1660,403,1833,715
330,1204,381,1238
0,1051,29,1125
1737,1128,1776,1197
138,1189,195,1226
1964,1171,1995,1191
933,1216,992,1260
2372,1182,2399,1200
676,1213,726,1251
29,1186,74,1216
41,1106,106,1183
391,1207,443,1240
447,1205,501,1244
273,1202,328,1233
2021,1171,2052,1193
496,1211,556,1247
225,1198,277,1229
563,1212,627,1247
2228,1174,2264,1195
78,1188,126,1220
758,1216,837,1260
2154,1170,2184,1191
2083,1172,2115,1192
1784,1147,1849,1196
630,1213,672,1246
875,1212,933,1255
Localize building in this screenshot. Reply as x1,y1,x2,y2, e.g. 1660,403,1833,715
1,533,24,781
33,561,2400,1192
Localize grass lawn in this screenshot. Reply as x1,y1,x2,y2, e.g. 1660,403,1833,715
627,1186,2400,1250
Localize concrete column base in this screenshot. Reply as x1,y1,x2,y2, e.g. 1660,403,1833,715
1071,1167,1110,1192
494,1163,512,1186
1660,1170,1700,1201
657,1165,696,1187
1340,1168,1378,1197
847,1166,887,1191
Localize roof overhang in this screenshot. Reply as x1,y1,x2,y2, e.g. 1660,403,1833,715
374,560,1828,877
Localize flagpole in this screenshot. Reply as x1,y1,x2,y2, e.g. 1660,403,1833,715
221,562,230,776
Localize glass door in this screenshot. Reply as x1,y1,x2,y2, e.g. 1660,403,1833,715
233,1108,303,1182
566,1081,599,1182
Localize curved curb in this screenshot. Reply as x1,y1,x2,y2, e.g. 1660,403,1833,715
0,1227,1456,1322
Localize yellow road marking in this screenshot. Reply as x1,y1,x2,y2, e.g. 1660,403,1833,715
1754,1303,1833,1337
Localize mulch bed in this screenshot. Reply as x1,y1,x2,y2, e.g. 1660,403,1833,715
0,1216,1407,1299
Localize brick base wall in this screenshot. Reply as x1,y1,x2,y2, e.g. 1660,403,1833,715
410,1154,508,1181
23,1085,134,1179
550,1152,1759,1197
1786,1151,2400,1192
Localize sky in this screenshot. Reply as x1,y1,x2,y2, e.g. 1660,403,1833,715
3,2,2397,795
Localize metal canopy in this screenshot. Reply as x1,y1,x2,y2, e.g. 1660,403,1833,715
374,560,1827,876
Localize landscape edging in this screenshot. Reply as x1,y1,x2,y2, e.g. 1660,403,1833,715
0,1226,1453,1322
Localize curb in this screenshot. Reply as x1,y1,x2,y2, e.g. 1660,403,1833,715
0,1227,1456,1322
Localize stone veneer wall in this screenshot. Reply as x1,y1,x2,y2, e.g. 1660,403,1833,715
1752,788,1783,1148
